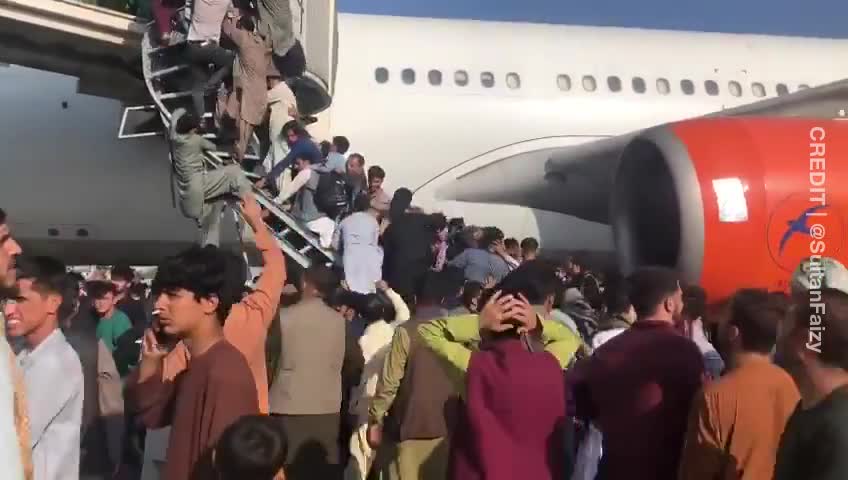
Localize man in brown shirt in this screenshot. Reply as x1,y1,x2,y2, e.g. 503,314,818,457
679,289,800,480
159,194,285,413
129,244,260,480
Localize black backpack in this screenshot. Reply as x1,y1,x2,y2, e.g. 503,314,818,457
313,170,350,218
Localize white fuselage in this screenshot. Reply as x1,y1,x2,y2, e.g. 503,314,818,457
2,13,848,264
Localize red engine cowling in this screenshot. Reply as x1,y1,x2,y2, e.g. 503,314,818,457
611,117,847,302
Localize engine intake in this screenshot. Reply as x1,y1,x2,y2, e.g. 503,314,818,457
611,117,847,301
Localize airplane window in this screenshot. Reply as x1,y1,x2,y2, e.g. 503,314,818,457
401,68,416,85
798,84,810,90
656,78,670,95
481,72,495,88
607,76,622,92
428,70,442,86
632,77,646,94
455,70,469,86
375,67,389,84
582,75,597,92
776,83,789,96
557,74,572,91
705,80,719,96
728,81,742,97
681,79,695,95
506,72,521,89
752,82,766,97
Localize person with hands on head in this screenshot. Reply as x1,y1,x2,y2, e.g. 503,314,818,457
417,260,579,480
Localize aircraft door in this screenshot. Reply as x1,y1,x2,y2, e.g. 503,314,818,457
285,0,338,116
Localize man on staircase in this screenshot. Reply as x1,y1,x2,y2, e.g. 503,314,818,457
171,108,252,246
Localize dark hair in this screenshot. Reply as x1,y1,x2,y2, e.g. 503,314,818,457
332,136,350,154
357,293,395,324
175,112,198,135
520,237,539,254
87,280,116,300
282,120,309,139
326,288,359,310
302,264,339,299
504,238,519,251
728,289,787,354
430,213,448,232
152,245,243,323
216,415,288,480
682,284,707,321
419,268,465,306
353,193,371,213
368,166,386,181
348,153,365,167
0,207,5,225
111,264,135,283
15,256,67,297
237,15,256,32
479,226,504,249
626,267,681,317
319,140,332,159
483,260,559,307
462,281,484,313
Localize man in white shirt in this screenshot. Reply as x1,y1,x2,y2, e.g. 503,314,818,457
278,157,336,249
185,0,235,119
5,256,83,480
264,73,298,176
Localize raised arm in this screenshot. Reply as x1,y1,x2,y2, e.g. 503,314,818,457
276,167,311,204
418,315,480,398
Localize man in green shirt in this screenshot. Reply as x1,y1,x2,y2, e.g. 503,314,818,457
89,281,132,353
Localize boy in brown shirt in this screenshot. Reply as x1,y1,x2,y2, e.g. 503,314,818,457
678,289,800,480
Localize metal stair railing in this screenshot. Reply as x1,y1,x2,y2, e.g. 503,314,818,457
139,22,335,268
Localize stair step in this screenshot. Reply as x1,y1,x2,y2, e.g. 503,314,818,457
158,91,192,100
150,64,189,79
149,40,186,55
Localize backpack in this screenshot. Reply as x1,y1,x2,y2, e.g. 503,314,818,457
313,170,349,218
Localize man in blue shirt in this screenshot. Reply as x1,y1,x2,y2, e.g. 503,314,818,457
261,121,322,191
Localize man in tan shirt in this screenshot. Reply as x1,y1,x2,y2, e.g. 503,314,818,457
678,289,800,480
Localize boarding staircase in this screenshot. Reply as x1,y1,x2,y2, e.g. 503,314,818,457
138,18,335,268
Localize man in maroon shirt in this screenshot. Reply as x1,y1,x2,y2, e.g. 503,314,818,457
569,267,705,480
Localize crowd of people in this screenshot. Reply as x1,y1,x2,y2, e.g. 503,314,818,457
3,184,848,480
5,2,848,480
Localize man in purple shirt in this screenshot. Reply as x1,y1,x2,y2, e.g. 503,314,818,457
569,267,705,480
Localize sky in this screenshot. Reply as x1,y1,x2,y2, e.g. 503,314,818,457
338,0,848,38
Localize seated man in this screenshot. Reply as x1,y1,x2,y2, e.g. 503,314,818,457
171,108,252,246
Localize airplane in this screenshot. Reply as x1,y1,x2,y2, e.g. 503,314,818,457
2,8,848,299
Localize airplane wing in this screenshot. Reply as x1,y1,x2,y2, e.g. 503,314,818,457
437,78,848,224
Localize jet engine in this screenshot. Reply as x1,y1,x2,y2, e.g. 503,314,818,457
611,117,847,301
